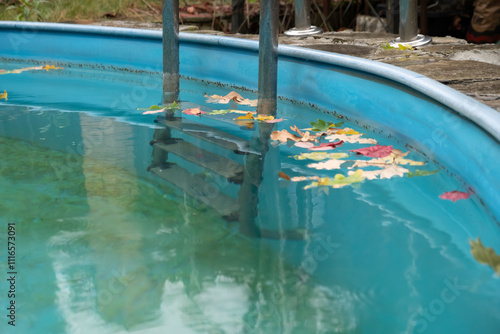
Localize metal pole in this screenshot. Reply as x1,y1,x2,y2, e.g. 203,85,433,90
257,0,279,115
163,0,180,104
231,0,245,33
284,0,323,36
389,0,431,47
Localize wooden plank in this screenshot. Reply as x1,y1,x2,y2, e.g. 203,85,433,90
155,117,257,154
153,140,244,184
149,165,239,219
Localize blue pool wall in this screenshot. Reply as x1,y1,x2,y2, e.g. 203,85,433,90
1,22,500,221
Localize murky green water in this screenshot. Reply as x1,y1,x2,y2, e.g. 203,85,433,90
1,63,499,334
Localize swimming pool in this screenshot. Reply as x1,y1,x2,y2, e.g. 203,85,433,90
1,22,499,334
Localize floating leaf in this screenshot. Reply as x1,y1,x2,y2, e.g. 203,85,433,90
183,108,207,116
205,91,258,107
310,119,343,132
351,145,393,158
325,133,377,144
207,109,233,115
291,176,320,182
234,112,254,120
271,126,318,143
470,238,500,276
255,114,275,122
279,171,291,180
308,141,343,151
265,117,284,123
138,104,163,111
439,190,470,202
407,169,439,178
271,129,302,142
42,64,63,71
390,149,426,166
308,159,348,170
305,170,364,189
350,165,409,180
0,65,63,75
350,149,425,168
142,108,166,115
336,127,359,135
381,43,395,49
290,125,318,142
294,142,314,149
292,152,349,161
0,90,7,101
138,102,180,112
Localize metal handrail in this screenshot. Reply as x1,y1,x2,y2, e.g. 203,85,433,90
284,0,323,36
389,0,432,47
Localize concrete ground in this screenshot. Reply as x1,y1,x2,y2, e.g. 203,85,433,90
93,21,500,111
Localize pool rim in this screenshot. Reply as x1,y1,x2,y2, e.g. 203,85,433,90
1,21,499,144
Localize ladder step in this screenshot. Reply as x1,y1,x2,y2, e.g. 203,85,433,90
149,164,239,220
155,117,257,155
153,140,244,184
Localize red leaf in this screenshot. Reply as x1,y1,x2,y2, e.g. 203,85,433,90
183,108,207,116
350,145,393,158
439,190,470,202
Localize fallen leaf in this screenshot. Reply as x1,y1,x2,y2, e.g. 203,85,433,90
291,176,320,182
205,91,258,106
0,65,63,75
325,133,377,144
290,125,318,142
407,169,439,178
292,152,349,161
304,170,364,189
271,129,302,142
279,171,291,180
439,190,470,202
138,104,164,111
336,127,359,135
308,159,348,170
207,109,232,115
255,114,275,122
390,149,425,166
234,112,254,120
351,145,393,158
470,238,500,276
308,141,343,151
310,119,343,132
350,165,409,180
142,108,166,115
265,117,283,123
183,108,207,116
0,90,7,101
294,142,314,149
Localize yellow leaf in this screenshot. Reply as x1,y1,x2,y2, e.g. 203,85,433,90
234,112,255,120
0,90,7,101
255,114,274,122
470,238,500,276
336,128,359,135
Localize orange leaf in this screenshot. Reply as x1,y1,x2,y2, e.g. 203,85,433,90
279,171,291,180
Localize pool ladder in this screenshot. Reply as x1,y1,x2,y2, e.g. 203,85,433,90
148,115,250,221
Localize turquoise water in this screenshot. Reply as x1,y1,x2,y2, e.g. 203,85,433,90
1,63,500,333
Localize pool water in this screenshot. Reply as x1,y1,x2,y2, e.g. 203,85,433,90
1,62,499,334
